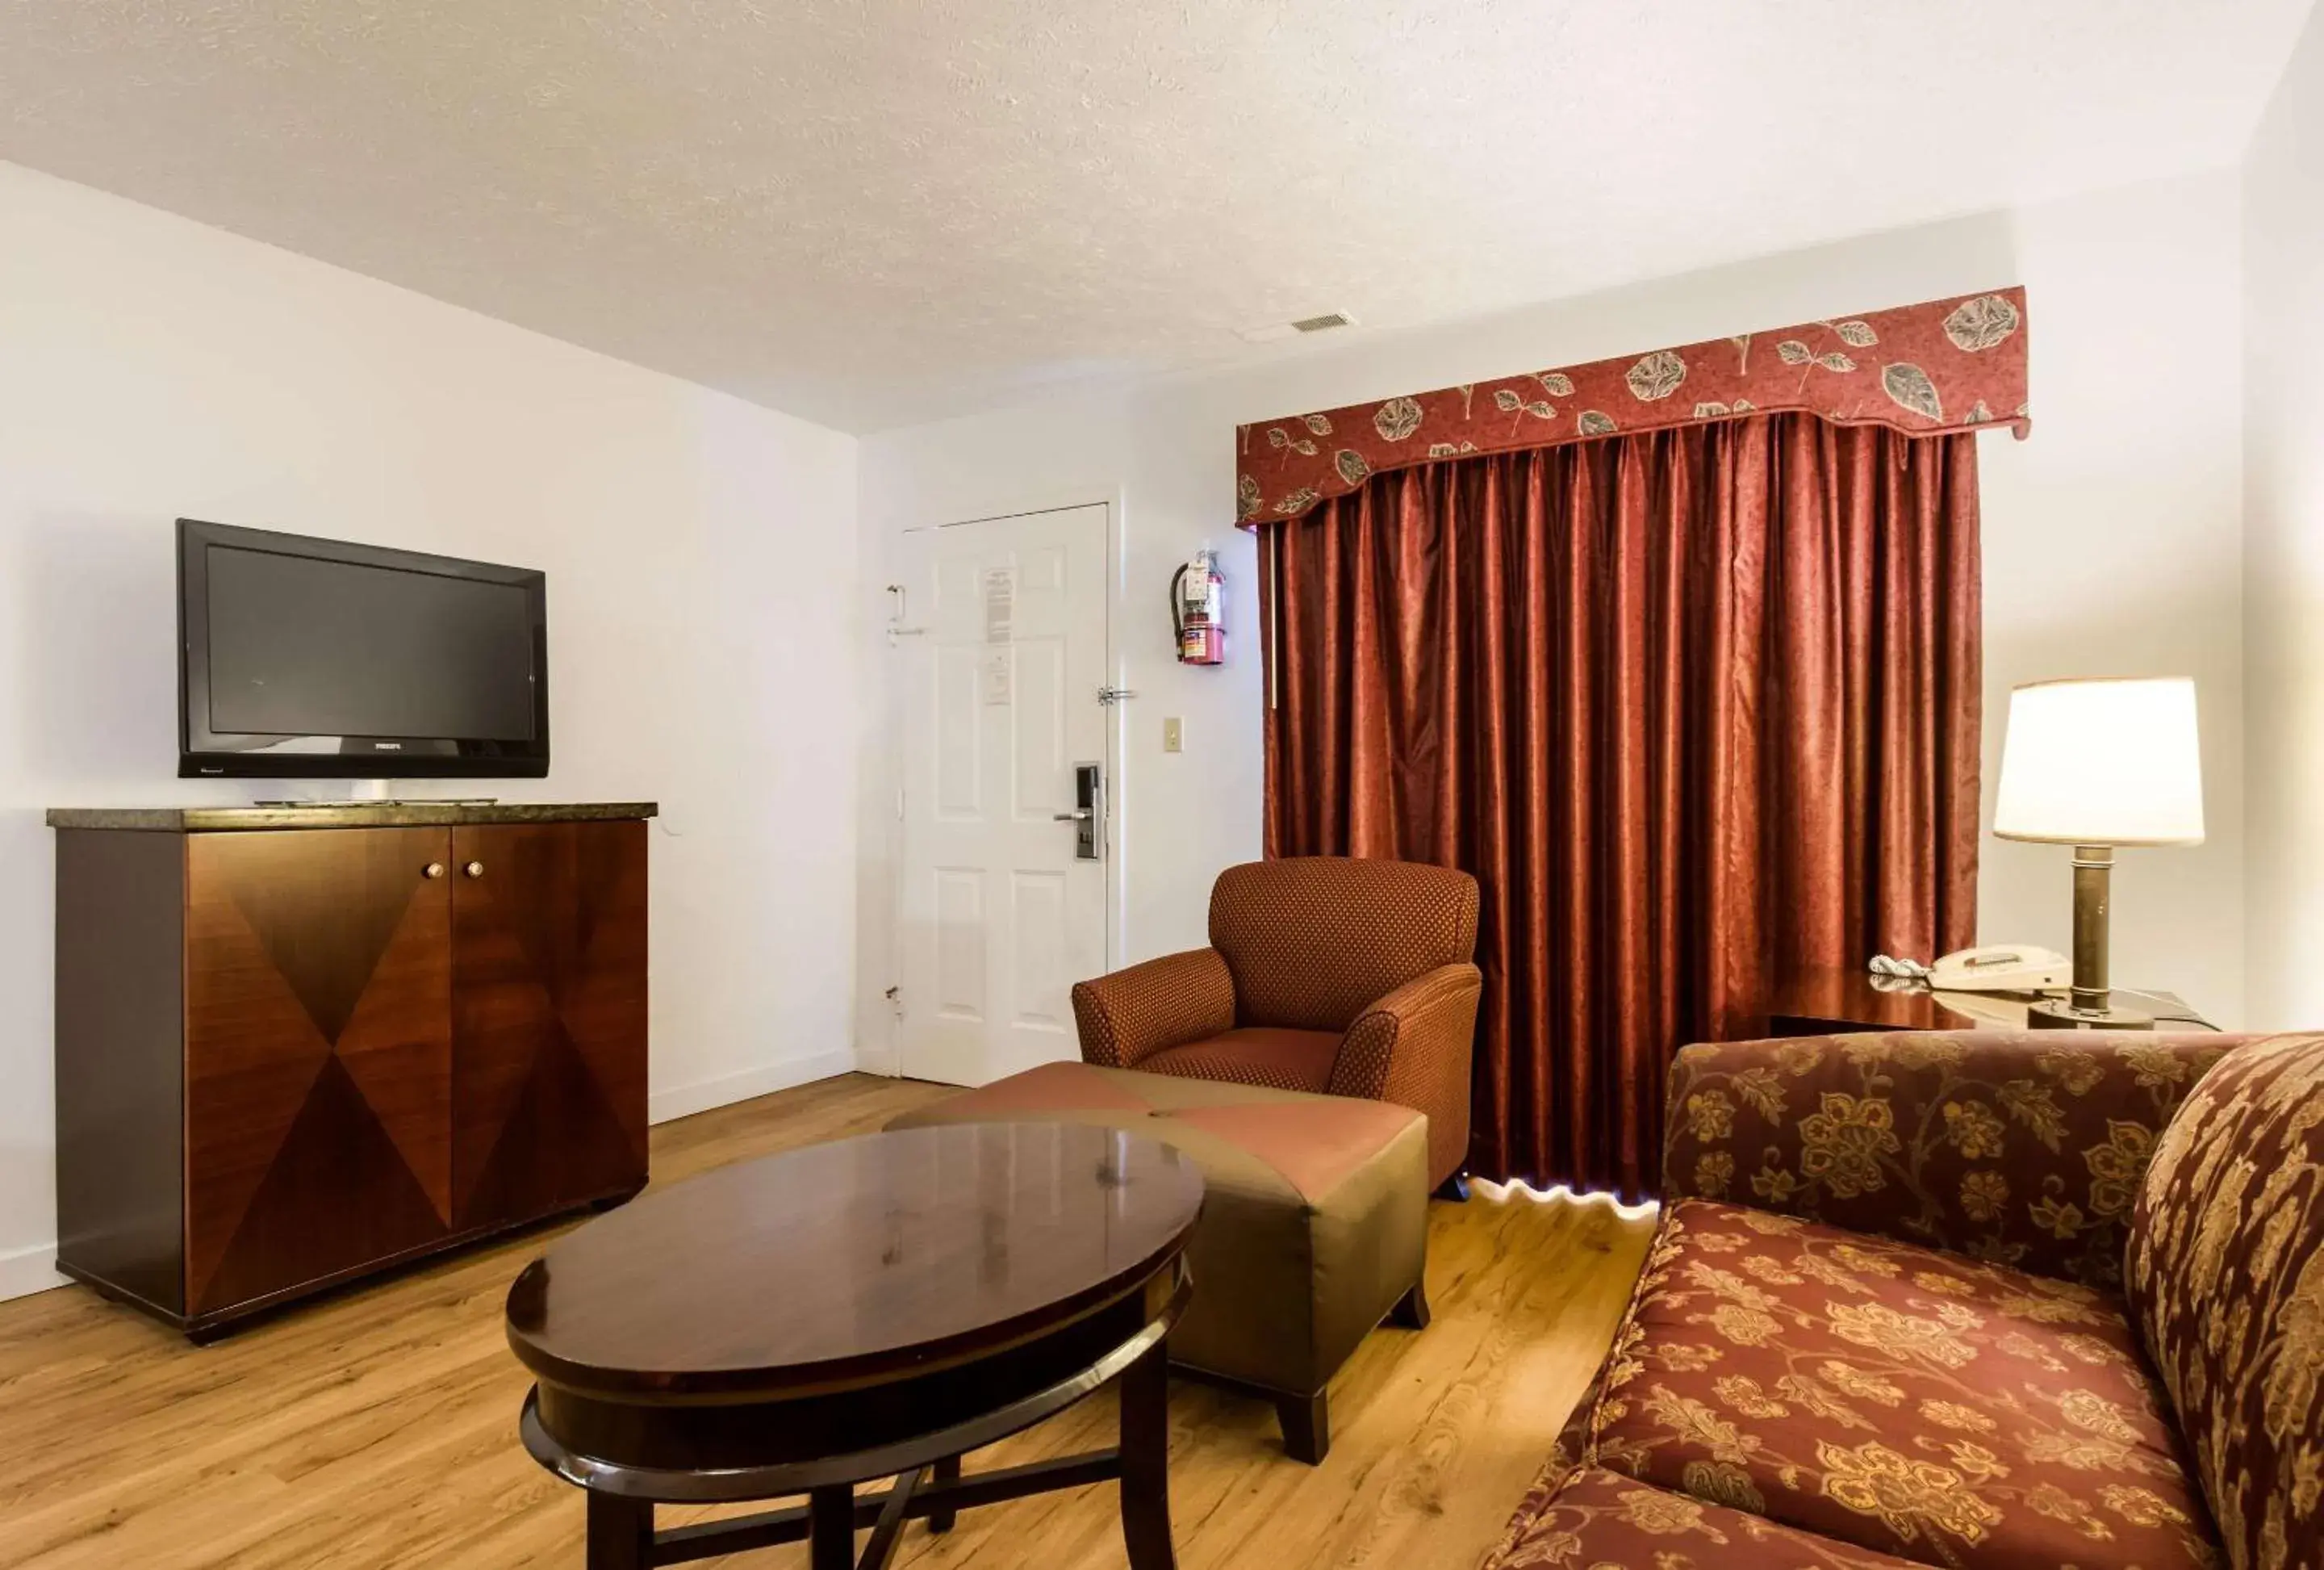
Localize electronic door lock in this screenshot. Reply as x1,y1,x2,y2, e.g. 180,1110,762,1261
1061,762,1102,860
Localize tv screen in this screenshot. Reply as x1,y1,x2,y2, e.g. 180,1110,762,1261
178,519,549,778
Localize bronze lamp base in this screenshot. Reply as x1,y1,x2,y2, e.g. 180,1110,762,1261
2026,995,2155,1031
2026,843,2155,1031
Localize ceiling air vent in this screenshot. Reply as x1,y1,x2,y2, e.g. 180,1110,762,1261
1236,311,1359,344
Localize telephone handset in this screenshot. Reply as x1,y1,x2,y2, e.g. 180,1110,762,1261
1930,944,2068,991
1870,945,2069,992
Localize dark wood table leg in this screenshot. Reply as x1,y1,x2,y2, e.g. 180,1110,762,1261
808,1484,855,1570
926,1454,960,1533
1277,1391,1329,1464
1117,1342,1176,1570
586,1492,653,1570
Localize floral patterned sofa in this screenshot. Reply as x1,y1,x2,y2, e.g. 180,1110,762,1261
1483,1028,2324,1570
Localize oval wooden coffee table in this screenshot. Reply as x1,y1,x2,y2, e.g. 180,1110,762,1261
507,1121,1204,1570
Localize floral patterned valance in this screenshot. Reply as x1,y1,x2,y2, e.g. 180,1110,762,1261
1236,287,2029,525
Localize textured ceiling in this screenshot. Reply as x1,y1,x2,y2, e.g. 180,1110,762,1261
0,2,2310,433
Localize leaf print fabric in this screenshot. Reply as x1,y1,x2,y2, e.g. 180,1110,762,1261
1239,288,2030,524
1627,350,1688,401
1371,396,1423,441
1881,363,1942,421
1942,294,2022,352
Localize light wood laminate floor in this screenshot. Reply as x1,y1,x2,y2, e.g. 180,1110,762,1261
0,1073,1655,1569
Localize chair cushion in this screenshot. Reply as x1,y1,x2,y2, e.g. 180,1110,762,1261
1209,856,1479,1032
1141,1028,1344,1094
1486,1465,1927,1570
2126,1031,2324,1570
1574,1199,2217,1570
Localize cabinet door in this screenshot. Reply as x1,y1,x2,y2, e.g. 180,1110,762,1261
450,820,648,1230
185,828,454,1317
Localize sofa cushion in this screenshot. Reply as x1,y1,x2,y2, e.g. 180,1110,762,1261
1486,1464,1928,1570
1140,1028,1344,1093
1574,1199,2217,1570
2126,1031,2324,1570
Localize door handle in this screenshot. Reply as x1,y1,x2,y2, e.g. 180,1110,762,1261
463,860,485,878
1053,810,1093,822
423,861,446,880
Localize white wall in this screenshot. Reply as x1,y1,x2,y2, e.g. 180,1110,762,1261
1978,177,2247,1028
0,162,859,1299
2243,6,2324,1032
858,169,2251,1063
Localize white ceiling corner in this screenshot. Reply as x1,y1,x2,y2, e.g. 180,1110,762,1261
0,1,2310,433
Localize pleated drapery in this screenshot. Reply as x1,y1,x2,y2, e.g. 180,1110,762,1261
1261,413,1983,1199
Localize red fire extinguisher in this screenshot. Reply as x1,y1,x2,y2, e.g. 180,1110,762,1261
1172,548,1226,664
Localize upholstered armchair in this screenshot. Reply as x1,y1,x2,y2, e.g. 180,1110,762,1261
1070,856,1482,1190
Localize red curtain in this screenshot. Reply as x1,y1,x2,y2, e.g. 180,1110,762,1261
1260,412,1982,1199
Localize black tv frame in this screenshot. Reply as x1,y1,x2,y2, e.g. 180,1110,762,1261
178,518,550,779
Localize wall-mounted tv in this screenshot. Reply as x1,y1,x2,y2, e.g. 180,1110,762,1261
178,519,549,778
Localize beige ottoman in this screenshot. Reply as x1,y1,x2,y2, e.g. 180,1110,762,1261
887,1060,1430,1463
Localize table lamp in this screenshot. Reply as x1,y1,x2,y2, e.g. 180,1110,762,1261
1992,676,2204,1030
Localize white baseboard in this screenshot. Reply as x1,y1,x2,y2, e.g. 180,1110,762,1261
0,1241,68,1304
648,1049,859,1124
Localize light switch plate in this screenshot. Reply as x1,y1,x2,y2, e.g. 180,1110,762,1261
1163,717,1184,753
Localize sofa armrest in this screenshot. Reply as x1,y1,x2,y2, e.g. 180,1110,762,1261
1661,1029,2247,1289
1070,948,1236,1070
1330,961,1482,1187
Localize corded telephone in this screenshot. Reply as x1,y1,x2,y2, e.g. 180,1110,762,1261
1869,944,2070,992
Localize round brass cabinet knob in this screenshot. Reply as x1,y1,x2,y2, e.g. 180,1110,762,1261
464,860,485,878
423,862,446,880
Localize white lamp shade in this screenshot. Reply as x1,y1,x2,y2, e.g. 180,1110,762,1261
1993,677,2205,846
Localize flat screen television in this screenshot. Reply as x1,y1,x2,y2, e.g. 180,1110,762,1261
178,519,549,778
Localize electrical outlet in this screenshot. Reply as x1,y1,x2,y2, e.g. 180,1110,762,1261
1163,717,1184,753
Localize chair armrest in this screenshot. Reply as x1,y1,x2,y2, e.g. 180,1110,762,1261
1330,962,1482,1187
1070,949,1235,1070
1661,1029,2247,1289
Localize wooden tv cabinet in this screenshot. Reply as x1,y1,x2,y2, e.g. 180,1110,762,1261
48,802,654,1338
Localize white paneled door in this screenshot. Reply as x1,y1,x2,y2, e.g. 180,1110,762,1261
894,504,1112,1086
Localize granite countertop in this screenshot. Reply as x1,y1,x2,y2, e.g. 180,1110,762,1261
47,802,658,831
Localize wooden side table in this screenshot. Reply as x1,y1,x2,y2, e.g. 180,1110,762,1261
1765,967,2212,1036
